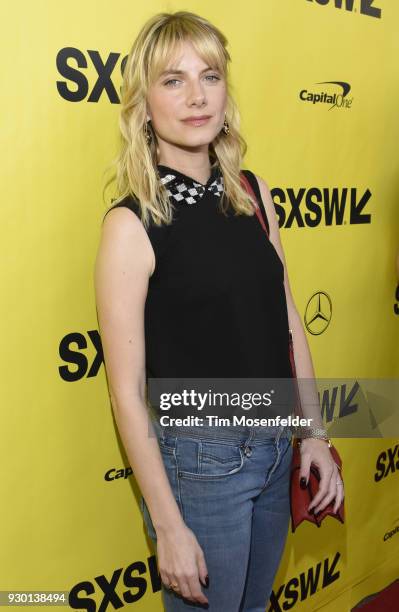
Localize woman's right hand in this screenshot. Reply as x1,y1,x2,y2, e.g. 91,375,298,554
156,521,209,605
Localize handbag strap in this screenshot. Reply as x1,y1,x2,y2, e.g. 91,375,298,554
239,172,270,239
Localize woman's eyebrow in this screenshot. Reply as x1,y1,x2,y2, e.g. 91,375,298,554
159,66,215,77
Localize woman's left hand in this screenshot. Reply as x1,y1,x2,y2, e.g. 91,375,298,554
299,438,344,515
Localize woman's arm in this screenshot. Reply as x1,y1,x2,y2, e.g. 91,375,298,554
94,208,209,604
94,207,183,533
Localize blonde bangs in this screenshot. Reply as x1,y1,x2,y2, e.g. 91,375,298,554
145,18,229,88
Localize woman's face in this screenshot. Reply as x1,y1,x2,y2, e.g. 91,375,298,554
146,40,227,159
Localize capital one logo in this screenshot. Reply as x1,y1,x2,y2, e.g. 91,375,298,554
306,0,381,19
299,81,354,111
383,519,399,542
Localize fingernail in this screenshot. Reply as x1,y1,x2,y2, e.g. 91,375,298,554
300,477,307,489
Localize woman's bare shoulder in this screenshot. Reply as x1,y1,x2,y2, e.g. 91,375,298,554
98,197,155,279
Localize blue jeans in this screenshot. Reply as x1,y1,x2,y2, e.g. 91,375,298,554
139,423,293,611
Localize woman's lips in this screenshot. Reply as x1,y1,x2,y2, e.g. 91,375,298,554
182,117,211,126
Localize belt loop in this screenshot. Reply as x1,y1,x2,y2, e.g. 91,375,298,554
246,427,255,446
275,425,285,446
239,427,254,451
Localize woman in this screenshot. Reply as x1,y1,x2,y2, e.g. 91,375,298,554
94,11,344,611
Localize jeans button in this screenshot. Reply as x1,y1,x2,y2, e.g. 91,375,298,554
244,446,252,457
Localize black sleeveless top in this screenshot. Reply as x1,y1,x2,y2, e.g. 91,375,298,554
103,164,292,380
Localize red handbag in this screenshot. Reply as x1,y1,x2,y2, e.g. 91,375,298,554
240,171,345,532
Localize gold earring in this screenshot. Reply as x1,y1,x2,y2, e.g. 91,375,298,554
144,121,152,144
222,117,230,135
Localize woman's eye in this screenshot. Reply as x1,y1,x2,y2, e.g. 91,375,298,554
164,79,180,87
163,75,220,87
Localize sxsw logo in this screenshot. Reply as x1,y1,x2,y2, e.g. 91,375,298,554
319,382,359,422
374,443,399,482
272,187,371,228
69,555,161,609
59,330,103,381
270,553,341,610
56,48,127,103
306,0,381,18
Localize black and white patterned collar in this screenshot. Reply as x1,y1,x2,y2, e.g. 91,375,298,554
157,163,224,205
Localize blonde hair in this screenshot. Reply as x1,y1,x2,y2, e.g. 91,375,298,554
103,10,257,229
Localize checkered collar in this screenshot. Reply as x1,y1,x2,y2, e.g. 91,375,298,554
157,162,224,205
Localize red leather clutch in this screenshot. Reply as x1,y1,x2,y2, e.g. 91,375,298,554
240,171,346,532
290,437,345,531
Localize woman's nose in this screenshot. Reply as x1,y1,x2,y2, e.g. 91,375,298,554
187,80,206,105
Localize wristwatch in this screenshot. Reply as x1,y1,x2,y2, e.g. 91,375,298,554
297,437,333,448
296,433,333,448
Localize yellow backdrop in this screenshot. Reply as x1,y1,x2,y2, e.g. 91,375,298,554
2,1,398,611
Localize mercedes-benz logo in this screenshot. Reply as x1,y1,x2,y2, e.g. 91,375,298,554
304,291,332,335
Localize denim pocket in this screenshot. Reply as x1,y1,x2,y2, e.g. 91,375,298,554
175,437,245,480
